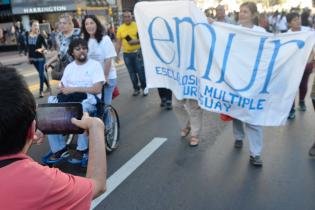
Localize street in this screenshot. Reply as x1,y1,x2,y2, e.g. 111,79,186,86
10,57,315,210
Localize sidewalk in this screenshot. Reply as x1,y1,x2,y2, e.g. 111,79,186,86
0,51,56,66
0,50,125,67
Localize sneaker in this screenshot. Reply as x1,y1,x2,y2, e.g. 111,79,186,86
143,87,149,96
250,155,263,167
165,101,172,110
132,89,140,96
299,101,306,112
234,140,243,148
160,99,166,107
288,109,295,119
68,149,88,165
48,147,69,161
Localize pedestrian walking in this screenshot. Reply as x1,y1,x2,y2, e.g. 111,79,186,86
81,15,117,105
26,20,51,98
115,11,148,96
286,12,314,119
208,1,266,166
14,21,27,55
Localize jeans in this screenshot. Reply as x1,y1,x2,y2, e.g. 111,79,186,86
123,52,146,91
47,96,97,153
33,59,49,92
104,79,117,105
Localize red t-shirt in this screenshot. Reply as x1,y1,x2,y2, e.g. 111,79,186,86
0,153,95,210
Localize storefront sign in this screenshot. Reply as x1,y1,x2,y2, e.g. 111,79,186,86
11,0,77,14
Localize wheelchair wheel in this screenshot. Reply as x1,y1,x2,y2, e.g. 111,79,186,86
102,105,120,152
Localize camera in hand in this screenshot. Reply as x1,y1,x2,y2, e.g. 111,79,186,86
37,103,84,134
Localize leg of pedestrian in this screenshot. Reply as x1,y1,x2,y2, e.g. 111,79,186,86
158,88,167,108
184,99,203,147
174,99,191,138
246,123,264,167
135,56,148,96
298,63,313,111
123,53,140,96
33,60,45,98
165,91,173,110
232,119,245,148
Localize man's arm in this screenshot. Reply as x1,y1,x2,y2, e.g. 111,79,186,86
60,82,103,95
128,39,140,45
115,37,122,56
71,113,106,198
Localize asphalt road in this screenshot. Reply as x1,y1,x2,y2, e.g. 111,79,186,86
16,62,315,210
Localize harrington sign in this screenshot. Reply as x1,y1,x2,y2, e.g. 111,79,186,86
11,0,76,14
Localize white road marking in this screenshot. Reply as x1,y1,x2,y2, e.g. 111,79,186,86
91,137,167,209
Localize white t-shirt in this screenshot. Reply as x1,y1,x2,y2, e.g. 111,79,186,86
61,59,105,98
277,16,288,31
239,25,266,32
287,26,313,32
88,35,117,80
252,25,266,32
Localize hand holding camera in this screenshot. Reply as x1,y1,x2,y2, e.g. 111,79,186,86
71,112,104,135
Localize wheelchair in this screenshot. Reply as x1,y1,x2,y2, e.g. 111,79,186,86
42,85,120,167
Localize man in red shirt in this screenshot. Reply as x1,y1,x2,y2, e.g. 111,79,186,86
0,66,107,209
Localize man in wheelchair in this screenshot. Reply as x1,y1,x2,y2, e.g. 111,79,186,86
46,38,105,165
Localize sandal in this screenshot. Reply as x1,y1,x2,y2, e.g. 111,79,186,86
189,136,199,147
180,127,191,137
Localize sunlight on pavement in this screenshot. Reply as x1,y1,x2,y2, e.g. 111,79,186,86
28,80,59,93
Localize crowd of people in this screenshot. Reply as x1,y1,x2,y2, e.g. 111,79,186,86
207,6,315,32
0,1,315,209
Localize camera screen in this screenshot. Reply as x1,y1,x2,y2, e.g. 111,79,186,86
37,103,84,134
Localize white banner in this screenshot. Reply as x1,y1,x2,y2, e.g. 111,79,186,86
134,1,315,126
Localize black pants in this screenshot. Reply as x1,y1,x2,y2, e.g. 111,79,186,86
158,88,172,103
312,99,315,110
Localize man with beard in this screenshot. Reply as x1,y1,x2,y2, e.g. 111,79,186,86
46,38,105,164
